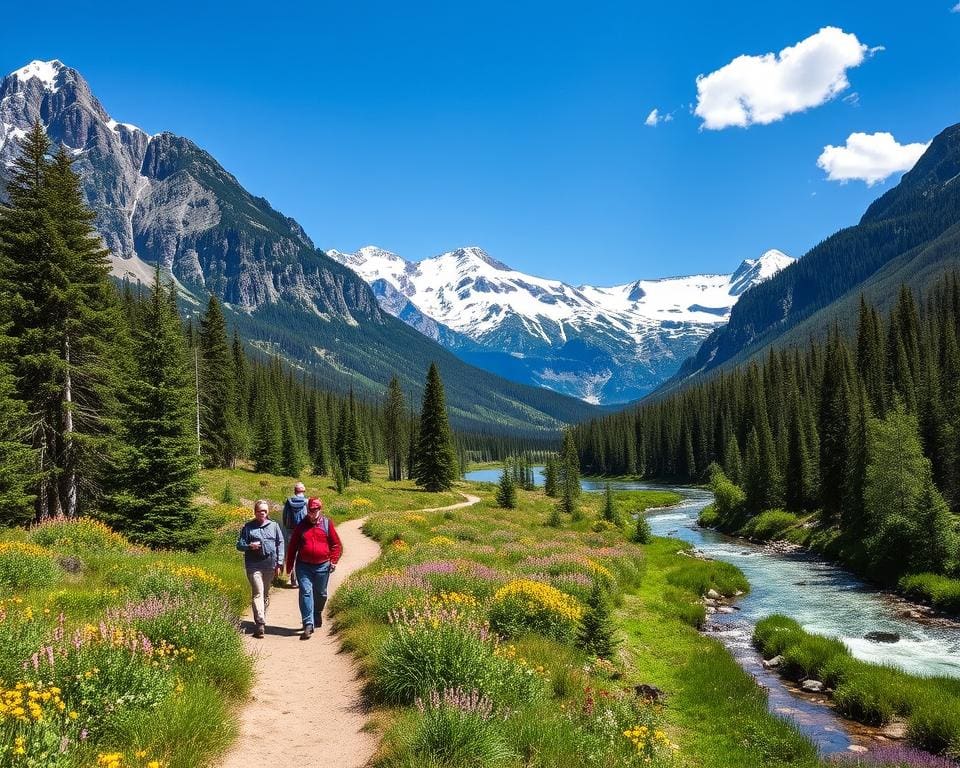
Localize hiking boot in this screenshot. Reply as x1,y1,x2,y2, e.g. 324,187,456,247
253,623,265,639
301,624,314,639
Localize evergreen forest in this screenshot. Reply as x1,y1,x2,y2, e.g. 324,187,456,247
0,125,465,545
574,277,960,586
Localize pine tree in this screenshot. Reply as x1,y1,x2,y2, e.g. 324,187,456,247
633,512,652,544
231,331,251,460
496,462,517,508
198,296,238,467
106,268,202,548
722,434,742,485
252,385,283,474
601,482,619,525
543,454,559,497
384,375,407,481
557,429,581,517
0,126,127,518
0,327,35,525
414,363,457,492
347,391,371,482
577,583,618,659
863,407,930,581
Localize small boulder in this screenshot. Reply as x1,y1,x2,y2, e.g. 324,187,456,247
801,679,824,693
761,655,783,669
706,588,721,599
717,606,735,614
864,631,900,644
880,720,908,740
847,745,869,754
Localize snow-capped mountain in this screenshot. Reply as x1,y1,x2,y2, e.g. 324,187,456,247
328,246,795,403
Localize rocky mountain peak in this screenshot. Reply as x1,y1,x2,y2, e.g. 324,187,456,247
729,249,794,296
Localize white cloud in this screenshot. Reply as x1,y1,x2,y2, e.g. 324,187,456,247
952,2,960,12
644,108,673,127
695,27,874,130
817,132,930,185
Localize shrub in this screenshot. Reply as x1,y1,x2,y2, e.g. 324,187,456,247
132,563,226,601
411,688,514,767
30,517,130,553
374,606,498,704
698,504,720,528
489,579,583,642
739,510,799,541
0,541,62,590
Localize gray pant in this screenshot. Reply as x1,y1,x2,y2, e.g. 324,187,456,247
246,566,275,626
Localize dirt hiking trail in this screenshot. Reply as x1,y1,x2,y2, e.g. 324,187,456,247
218,493,480,768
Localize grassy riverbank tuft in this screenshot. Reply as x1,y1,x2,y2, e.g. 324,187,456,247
753,616,960,757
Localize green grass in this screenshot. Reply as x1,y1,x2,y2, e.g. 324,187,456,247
739,510,802,542
898,573,960,615
619,539,820,768
753,615,960,756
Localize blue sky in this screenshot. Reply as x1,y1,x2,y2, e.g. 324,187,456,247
4,1,959,283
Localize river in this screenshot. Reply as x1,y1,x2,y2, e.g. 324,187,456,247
464,468,960,754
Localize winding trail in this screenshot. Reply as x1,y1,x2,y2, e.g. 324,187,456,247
218,493,480,768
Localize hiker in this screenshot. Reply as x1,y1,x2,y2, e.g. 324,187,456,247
237,499,285,639
285,497,342,639
281,481,309,587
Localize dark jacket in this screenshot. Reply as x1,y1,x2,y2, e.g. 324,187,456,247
237,519,285,570
282,495,308,531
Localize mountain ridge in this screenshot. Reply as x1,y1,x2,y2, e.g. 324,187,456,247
0,59,600,433
328,244,794,403
661,120,960,393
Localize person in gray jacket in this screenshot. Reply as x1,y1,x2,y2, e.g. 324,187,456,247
236,499,285,638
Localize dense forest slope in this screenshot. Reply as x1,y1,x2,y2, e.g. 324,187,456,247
667,122,960,390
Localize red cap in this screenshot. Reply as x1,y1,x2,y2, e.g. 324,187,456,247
307,497,323,511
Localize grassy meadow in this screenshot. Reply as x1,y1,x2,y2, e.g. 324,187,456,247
0,465,458,768
8,464,941,768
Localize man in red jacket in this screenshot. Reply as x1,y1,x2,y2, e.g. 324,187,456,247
285,497,343,639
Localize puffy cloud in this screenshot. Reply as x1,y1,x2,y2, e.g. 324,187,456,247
816,132,930,185
695,27,873,130
952,3,960,12
644,108,673,127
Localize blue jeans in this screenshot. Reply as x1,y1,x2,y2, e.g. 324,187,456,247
296,560,331,627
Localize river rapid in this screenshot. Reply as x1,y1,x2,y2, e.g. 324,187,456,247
464,468,960,755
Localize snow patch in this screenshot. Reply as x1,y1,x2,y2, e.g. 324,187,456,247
11,60,63,92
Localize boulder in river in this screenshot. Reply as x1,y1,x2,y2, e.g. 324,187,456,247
801,679,824,693
864,631,900,644
706,588,721,599
761,655,783,669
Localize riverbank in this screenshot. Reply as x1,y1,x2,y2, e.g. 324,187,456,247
753,615,960,759
696,503,960,620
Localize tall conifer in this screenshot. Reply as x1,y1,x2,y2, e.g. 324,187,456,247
106,268,201,547
414,363,457,492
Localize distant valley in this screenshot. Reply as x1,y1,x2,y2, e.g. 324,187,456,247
329,245,794,403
